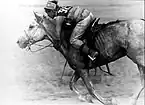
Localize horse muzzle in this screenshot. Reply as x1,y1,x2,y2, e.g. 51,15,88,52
17,40,28,49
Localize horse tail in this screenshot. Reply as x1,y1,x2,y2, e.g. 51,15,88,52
141,18,145,21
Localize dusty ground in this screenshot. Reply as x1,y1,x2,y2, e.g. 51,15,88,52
0,0,144,105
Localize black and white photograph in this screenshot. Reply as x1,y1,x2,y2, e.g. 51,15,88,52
0,0,144,105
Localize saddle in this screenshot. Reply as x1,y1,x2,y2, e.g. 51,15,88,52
91,19,121,33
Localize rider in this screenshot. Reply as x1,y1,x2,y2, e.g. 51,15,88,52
44,0,99,60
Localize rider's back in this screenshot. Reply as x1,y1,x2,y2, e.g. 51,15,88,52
57,6,91,23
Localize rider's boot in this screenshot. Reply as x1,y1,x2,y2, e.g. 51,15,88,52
80,44,98,61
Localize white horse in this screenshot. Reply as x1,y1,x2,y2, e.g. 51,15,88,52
17,12,144,105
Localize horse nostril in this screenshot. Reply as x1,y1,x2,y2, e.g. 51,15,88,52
17,40,19,44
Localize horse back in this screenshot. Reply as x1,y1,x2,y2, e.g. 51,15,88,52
87,19,144,65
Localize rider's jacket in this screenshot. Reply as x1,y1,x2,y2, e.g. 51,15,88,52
56,6,91,23
55,6,93,38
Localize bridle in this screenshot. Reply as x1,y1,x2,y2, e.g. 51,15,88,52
24,20,53,52
24,11,61,52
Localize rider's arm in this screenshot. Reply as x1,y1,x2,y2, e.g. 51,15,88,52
55,16,65,38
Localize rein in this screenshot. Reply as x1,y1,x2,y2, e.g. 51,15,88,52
27,43,53,52
24,21,54,52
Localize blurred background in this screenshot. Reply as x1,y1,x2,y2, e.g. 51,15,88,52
0,0,144,105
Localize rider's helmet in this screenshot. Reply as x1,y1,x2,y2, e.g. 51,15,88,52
48,0,58,5
44,0,58,10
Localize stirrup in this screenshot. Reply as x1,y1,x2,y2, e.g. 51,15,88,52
88,55,96,61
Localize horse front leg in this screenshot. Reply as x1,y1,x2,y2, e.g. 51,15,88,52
69,71,93,103
79,69,117,105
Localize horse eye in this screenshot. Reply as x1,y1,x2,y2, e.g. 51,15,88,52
29,25,34,29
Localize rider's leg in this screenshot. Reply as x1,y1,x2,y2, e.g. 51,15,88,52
80,44,98,60
70,13,98,60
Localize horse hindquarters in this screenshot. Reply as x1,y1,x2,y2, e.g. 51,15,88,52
126,20,144,70
126,20,144,65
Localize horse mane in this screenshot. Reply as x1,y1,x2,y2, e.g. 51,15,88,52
105,19,123,26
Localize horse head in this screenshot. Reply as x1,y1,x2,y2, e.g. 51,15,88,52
17,12,60,50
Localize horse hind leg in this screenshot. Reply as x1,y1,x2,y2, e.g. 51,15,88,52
129,64,144,105
127,46,144,105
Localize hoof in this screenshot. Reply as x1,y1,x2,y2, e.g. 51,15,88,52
129,97,137,105
78,94,93,103
104,97,118,105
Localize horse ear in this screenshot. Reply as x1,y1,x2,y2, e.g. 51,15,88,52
43,13,55,24
33,11,42,23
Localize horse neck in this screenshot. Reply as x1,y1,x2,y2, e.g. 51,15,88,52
43,18,60,41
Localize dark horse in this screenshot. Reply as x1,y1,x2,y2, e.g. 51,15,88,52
17,13,144,105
